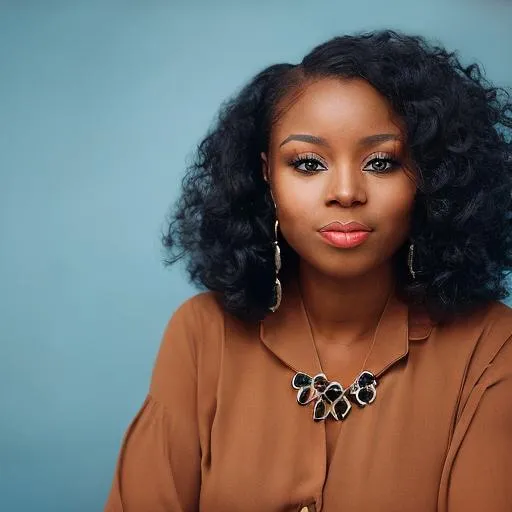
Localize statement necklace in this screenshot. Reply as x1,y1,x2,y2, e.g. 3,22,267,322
292,285,393,422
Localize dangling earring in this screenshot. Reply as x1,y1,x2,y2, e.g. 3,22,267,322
269,217,282,312
408,242,416,280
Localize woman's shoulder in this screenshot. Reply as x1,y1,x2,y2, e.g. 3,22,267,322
485,298,512,319
469,298,512,344
440,298,512,341
150,291,226,397
170,289,226,331
171,289,258,335
475,299,512,365
445,299,512,388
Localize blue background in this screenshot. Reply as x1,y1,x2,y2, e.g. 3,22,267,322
1,1,511,510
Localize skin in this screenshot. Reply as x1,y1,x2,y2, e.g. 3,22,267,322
261,77,417,383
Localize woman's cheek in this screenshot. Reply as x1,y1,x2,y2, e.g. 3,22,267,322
384,197,415,248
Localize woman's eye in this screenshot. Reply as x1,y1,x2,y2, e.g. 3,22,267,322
364,157,399,173
293,158,327,173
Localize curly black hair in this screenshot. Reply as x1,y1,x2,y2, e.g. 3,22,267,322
163,29,512,324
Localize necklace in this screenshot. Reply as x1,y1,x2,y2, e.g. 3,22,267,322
292,283,393,422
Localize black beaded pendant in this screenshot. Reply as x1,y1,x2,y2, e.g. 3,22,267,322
348,371,378,408
291,370,378,422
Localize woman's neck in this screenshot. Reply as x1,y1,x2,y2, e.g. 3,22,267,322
297,260,396,346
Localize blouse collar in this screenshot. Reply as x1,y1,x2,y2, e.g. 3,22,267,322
259,276,434,379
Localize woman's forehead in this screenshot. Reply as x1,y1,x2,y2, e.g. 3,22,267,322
271,77,404,144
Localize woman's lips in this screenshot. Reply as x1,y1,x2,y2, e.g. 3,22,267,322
319,230,370,248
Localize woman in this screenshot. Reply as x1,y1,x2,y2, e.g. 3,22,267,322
105,30,512,511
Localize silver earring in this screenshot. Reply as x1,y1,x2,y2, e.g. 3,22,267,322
408,242,416,280
269,218,282,312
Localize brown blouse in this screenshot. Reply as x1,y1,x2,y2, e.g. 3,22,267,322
105,277,512,511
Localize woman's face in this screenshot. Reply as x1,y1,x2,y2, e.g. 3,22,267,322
262,77,417,280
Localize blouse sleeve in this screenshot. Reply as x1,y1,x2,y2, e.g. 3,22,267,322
441,336,512,511
104,298,201,512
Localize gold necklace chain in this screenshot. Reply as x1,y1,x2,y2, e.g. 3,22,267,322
297,280,394,386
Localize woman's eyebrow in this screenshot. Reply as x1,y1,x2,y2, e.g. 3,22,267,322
279,133,402,148
359,133,402,147
279,134,329,147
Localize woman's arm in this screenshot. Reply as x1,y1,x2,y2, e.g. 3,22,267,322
440,336,512,511
104,298,201,512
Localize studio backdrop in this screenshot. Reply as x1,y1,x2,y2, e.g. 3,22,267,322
0,1,511,511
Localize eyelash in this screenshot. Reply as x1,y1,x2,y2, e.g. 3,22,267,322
288,152,401,175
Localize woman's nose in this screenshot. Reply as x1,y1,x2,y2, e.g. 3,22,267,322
324,165,367,207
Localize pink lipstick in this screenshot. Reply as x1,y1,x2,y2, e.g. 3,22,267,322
318,221,372,249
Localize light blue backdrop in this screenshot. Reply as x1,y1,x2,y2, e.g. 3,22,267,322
1,1,511,510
